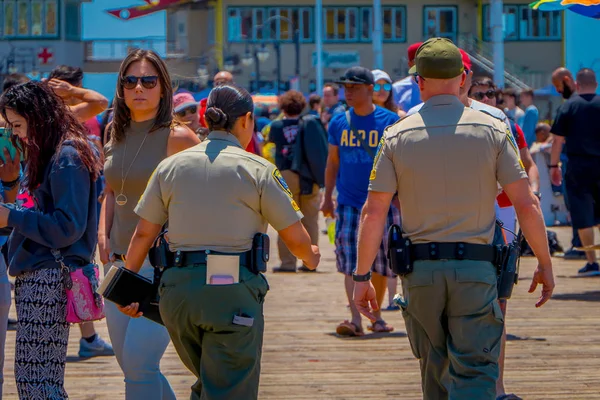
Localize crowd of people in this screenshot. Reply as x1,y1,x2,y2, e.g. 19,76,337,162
0,35,595,400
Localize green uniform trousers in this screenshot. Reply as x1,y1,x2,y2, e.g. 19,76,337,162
158,264,269,400
400,260,504,400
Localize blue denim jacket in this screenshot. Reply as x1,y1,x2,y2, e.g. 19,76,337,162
4,142,98,276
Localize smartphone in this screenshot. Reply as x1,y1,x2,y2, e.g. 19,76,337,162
209,275,235,285
0,128,18,164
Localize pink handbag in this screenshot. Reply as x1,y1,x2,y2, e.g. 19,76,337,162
52,249,105,324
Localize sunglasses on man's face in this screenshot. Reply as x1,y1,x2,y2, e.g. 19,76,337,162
374,83,392,92
470,89,496,101
122,75,159,90
176,106,198,118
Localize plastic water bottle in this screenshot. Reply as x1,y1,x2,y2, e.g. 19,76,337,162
326,218,336,245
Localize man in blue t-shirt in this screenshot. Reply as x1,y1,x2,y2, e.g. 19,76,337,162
320,66,400,336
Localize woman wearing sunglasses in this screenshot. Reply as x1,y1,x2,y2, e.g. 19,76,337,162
371,69,406,118
370,69,404,311
100,49,200,400
173,92,207,140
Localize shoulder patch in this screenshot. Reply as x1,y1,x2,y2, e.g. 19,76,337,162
272,169,300,211
272,169,293,198
370,136,386,181
505,126,525,170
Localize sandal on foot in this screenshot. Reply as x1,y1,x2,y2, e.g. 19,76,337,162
272,267,296,273
496,394,523,400
367,320,394,333
336,320,364,337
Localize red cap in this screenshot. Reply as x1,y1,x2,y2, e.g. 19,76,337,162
459,49,472,71
407,42,423,63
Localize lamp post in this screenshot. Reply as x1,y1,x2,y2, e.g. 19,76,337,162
255,15,301,94
241,38,270,93
315,0,323,95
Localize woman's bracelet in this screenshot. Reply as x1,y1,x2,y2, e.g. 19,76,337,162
1,174,22,190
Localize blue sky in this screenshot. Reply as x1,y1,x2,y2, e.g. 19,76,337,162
82,0,166,40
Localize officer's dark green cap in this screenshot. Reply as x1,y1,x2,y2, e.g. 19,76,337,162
408,37,464,79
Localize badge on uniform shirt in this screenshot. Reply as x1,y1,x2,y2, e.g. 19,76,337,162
505,127,525,170
272,169,300,211
272,169,293,197
369,136,386,181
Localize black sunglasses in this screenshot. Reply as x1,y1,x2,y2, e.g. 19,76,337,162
374,83,392,92
470,89,496,101
176,106,198,117
122,75,159,90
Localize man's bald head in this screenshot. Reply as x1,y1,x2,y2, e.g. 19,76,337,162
552,67,573,82
576,68,597,94
552,67,576,99
213,71,234,86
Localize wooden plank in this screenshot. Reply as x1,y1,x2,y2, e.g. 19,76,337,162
2,226,599,399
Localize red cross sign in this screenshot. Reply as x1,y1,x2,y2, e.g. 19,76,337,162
38,48,53,65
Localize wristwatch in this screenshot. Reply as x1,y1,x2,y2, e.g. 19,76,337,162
352,271,372,282
533,191,542,200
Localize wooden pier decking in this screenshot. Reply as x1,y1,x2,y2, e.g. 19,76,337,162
2,226,599,399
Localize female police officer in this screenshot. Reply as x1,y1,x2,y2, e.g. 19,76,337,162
118,84,321,400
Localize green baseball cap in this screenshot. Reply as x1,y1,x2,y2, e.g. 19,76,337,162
408,37,465,79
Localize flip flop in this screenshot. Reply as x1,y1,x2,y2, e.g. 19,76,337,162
336,320,364,337
272,267,296,273
367,320,394,333
496,394,523,400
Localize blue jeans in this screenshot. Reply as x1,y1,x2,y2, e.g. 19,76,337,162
104,260,175,400
0,255,10,400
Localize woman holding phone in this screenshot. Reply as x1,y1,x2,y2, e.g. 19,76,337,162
0,81,102,399
100,49,199,399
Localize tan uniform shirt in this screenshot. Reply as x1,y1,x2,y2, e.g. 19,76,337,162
369,95,527,245
135,131,303,253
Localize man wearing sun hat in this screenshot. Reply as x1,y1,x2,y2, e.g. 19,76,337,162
354,38,554,399
392,42,423,112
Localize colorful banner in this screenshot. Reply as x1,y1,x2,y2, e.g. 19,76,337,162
82,0,166,40
106,0,195,21
530,0,600,18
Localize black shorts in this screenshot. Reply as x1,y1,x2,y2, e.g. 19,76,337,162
565,159,600,230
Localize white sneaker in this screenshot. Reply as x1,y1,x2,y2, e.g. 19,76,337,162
78,335,115,358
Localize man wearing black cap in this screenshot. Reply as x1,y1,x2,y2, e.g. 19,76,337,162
354,38,554,398
320,66,400,336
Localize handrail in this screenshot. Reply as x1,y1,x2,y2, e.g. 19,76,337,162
458,33,551,89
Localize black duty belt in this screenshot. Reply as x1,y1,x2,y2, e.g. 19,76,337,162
412,242,498,263
171,250,252,268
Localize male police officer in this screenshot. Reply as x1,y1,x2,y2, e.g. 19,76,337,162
353,38,555,399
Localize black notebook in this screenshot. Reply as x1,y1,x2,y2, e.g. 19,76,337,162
98,265,164,325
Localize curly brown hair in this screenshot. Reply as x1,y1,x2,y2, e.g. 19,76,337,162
278,90,307,116
0,81,102,191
